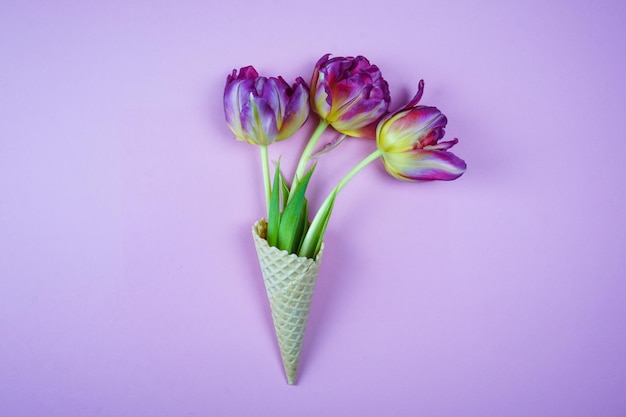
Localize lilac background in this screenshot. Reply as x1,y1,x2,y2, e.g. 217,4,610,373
1,0,625,416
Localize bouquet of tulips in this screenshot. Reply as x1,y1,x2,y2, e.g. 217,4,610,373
223,54,466,384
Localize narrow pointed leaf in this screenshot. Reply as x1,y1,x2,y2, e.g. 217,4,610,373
266,160,282,247
280,174,290,210
312,193,335,258
299,189,337,258
292,199,309,254
277,166,315,253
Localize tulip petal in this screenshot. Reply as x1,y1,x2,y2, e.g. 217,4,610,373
240,94,278,145
377,106,447,152
403,80,425,109
262,77,289,128
423,138,459,151
321,55,354,85
312,71,332,118
350,56,372,73
382,149,466,181
224,68,258,140
314,53,332,72
310,54,390,134
234,66,258,81
277,79,310,141
327,68,389,127
343,120,380,139
332,98,388,136
327,76,365,121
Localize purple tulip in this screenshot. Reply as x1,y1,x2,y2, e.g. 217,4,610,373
310,54,390,138
224,66,309,146
376,80,466,181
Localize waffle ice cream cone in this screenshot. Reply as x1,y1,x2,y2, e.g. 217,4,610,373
252,219,324,385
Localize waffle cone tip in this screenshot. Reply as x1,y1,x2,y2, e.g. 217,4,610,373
287,370,296,385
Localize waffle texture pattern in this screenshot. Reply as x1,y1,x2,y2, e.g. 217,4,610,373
252,219,324,384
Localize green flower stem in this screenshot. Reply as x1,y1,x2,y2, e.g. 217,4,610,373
260,144,271,217
334,148,382,194
290,119,329,199
299,148,383,257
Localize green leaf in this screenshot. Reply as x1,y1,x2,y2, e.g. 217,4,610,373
277,165,315,254
312,195,334,258
266,160,282,247
292,198,309,254
280,174,290,211
299,189,337,259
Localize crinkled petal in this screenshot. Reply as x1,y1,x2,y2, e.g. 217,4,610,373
233,66,258,81
312,54,389,124
321,55,354,85
350,55,372,72
367,82,389,100
313,54,332,74
240,94,278,145
381,149,466,181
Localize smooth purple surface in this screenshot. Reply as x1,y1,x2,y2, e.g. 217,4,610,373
1,1,625,416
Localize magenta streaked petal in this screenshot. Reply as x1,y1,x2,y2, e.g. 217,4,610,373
377,106,447,152
404,79,425,109
330,84,389,129
277,79,309,140
310,54,390,133
368,83,388,100
314,53,332,71
382,149,466,181
238,66,258,80
390,106,446,138
320,56,354,85
419,126,446,147
423,138,458,151
350,55,372,72
337,119,380,139
336,94,387,121
332,99,388,135
240,94,278,145
328,76,366,117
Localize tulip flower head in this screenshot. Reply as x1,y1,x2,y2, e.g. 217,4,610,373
310,54,390,138
222,59,468,261
376,80,467,181
224,66,309,146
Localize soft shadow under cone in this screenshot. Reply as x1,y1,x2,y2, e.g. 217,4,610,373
252,219,324,385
